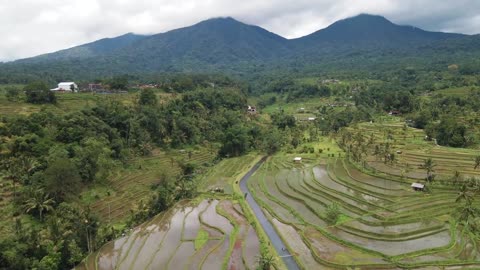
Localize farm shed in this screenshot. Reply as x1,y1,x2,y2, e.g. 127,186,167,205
411,183,425,191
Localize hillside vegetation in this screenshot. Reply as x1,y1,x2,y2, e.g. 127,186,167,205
1,14,480,82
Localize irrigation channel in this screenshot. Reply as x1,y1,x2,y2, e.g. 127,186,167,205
239,156,301,270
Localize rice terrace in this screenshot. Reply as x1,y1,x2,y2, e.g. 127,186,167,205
2,3,480,270
72,117,480,269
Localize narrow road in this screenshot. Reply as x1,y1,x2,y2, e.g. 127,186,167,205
239,157,301,270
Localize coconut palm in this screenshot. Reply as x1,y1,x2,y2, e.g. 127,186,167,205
474,156,480,170
401,163,412,180
452,171,462,186
456,184,474,204
20,156,39,176
24,189,55,221
420,158,436,182
258,253,275,270
458,201,479,226
4,158,26,201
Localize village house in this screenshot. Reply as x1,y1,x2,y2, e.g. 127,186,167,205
247,105,257,114
51,82,78,92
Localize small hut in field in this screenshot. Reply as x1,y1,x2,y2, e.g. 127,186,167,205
293,157,302,163
411,183,425,191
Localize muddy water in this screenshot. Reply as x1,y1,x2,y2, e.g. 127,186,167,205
248,173,300,224
243,227,260,269
338,161,406,192
129,210,180,269
272,169,326,225
313,166,388,205
222,201,247,270
201,200,233,234
271,219,326,269
96,235,128,270
331,227,451,256
167,241,195,269
304,226,387,265
145,207,189,270
202,236,230,269
80,198,261,270
183,200,209,240
187,239,222,270
343,219,444,235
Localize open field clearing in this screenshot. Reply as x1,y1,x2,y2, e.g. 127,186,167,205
247,155,480,269
77,198,260,270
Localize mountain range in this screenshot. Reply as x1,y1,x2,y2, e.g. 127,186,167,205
1,14,479,81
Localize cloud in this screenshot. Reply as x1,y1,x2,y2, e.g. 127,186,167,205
0,0,479,61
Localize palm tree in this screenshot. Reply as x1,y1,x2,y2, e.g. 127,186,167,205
457,201,479,226
258,253,275,270
456,184,474,204
24,189,55,221
20,156,39,176
401,163,412,180
420,158,436,182
474,156,480,170
452,171,462,186
5,159,21,200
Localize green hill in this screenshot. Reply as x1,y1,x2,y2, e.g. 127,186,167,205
0,14,478,82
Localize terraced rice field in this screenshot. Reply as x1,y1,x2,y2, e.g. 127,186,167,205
349,119,480,180
247,155,480,269
77,199,260,270
199,153,260,193
89,149,215,222
0,92,176,116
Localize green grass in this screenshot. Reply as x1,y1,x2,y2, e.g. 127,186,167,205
262,97,329,115
0,91,177,117
194,229,209,250
432,86,477,97
199,153,258,193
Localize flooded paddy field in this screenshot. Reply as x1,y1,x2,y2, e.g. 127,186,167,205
78,199,260,270
248,156,480,269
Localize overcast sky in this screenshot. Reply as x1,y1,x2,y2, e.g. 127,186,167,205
1,0,479,61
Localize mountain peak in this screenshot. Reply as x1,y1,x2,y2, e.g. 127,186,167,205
327,13,394,29
295,13,461,46
196,16,244,26
346,13,391,22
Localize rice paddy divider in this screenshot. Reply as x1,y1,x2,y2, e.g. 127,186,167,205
143,201,190,270
215,202,241,270
299,230,397,269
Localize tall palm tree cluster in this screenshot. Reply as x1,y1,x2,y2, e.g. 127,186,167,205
455,177,480,235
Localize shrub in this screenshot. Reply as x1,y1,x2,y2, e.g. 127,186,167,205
325,203,341,225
